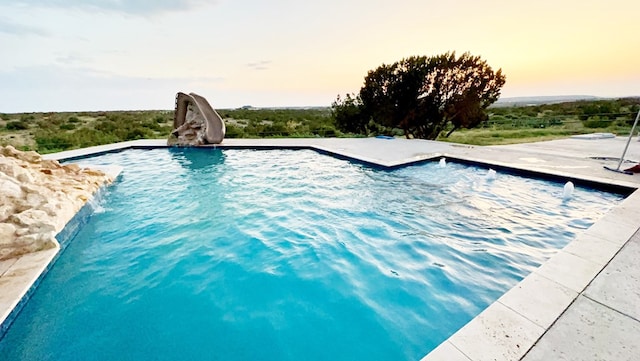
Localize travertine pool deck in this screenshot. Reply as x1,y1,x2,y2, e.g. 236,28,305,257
1,136,639,360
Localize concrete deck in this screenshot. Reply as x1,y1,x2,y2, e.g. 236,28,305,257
2,136,640,360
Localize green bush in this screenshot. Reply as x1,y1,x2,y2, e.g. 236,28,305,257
47,115,64,126
225,124,245,138
158,125,173,134
141,121,162,131
155,115,169,123
60,123,76,130
311,124,339,137
68,116,80,123
264,123,290,136
35,135,74,152
125,128,149,140
6,121,29,130
583,117,611,128
94,120,117,132
20,114,35,122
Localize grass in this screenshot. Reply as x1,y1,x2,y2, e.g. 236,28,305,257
437,123,631,146
439,99,639,145
440,128,581,145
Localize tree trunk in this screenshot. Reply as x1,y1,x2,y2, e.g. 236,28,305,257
445,125,459,138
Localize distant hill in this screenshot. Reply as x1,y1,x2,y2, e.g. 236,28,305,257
494,95,601,107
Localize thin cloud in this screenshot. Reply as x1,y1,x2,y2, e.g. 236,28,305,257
0,65,226,112
10,0,213,15
55,53,93,66
0,17,48,36
0,65,225,89
247,60,272,71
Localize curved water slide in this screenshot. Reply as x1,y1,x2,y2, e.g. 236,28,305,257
173,92,226,144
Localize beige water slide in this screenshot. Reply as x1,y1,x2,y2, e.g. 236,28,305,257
170,92,226,145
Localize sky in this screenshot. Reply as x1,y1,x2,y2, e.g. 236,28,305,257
0,0,638,112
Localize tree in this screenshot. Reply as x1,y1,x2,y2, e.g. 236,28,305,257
331,93,367,134
333,52,506,139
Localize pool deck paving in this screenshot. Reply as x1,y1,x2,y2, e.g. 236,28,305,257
1,136,640,360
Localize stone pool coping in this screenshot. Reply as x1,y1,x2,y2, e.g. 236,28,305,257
1,137,639,360
0,165,123,340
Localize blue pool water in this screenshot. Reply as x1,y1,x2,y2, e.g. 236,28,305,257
0,148,624,360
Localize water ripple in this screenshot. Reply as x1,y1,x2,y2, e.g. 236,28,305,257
0,148,624,361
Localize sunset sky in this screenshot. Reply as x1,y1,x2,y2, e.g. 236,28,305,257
1,0,638,112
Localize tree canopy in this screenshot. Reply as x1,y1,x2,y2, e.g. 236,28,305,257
332,52,506,139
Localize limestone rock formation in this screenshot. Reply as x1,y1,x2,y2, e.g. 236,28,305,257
0,146,114,260
168,92,226,146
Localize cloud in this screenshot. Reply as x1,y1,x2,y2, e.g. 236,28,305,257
55,53,94,66
247,60,272,71
0,65,225,112
10,0,213,15
0,17,48,36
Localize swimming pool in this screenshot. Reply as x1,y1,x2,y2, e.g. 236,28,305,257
0,148,624,360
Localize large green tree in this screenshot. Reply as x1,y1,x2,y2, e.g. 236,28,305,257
333,52,506,139
331,93,366,134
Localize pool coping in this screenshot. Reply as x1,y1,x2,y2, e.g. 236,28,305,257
2,137,639,360
0,167,123,341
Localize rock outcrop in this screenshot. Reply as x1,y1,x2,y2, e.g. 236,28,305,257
0,146,113,260
168,92,226,146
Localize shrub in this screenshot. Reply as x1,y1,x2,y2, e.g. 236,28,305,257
154,115,169,123
60,123,76,130
583,117,611,128
311,124,339,137
124,128,149,140
6,121,29,130
158,125,173,134
94,121,117,132
225,124,245,138
47,115,64,126
264,123,290,137
20,114,35,122
35,135,74,152
141,121,162,131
